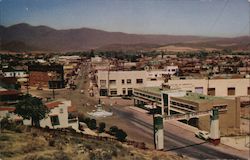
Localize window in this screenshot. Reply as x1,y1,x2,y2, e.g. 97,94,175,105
122,79,125,84
128,88,133,96
100,80,106,87
227,87,235,96
208,88,215,96
248,87,250,95
195,87,203,94
213,105,227,112
60,108,63,113
136,79,143,84
109,80,116,85
110,89,117,96
50,115,60,126
150,78,157,81
122,88,126,95
127,79,131,84
171,69,176,72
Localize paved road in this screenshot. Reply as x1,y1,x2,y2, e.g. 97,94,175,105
112,107,248,160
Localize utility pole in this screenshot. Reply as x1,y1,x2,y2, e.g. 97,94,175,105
107,60,110,96
152,102,164,150
26,71,30,95
152,102,156,149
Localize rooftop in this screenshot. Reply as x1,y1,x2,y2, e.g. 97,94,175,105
177,92,224,103
135,86,181,95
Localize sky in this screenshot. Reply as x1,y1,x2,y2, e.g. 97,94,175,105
0,0,249,37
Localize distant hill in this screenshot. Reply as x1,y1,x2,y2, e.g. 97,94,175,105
0,23,249,52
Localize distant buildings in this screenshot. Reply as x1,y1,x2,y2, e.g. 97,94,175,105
28,64,65,89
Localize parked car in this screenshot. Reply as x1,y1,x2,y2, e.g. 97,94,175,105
195,130,210,140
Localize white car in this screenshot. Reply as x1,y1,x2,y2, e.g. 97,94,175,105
195,130,210,140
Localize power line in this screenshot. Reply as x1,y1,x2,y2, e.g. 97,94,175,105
208,0,229,34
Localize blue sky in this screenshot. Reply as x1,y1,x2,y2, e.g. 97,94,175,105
0,0,249,37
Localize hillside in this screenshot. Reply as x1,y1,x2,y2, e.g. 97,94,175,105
0,23,213,52
0,127,186,160
0,23,249,52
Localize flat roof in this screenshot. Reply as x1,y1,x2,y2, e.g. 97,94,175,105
135,86,182,95
176,92,224,103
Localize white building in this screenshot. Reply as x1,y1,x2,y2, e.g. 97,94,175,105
97,67,179,96
164,78,250,98
91,56,103,63
2,69,27,78
0,100,79,131
97,70,146,96
37,100,78,130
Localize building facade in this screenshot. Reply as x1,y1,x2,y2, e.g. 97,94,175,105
96,67,179,96
164,78,250,97
133,87,240,134
28,64,65,89
97,70,146,96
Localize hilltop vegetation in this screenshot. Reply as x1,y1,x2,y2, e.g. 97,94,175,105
0,127,186,160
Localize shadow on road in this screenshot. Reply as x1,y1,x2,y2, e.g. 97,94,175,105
165,141,207,151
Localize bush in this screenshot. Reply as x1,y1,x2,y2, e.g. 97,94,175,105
0,135,10,141
109,126,118,135
84,117,91,125
98,122,106,133
115,129,127,142
88,119,97,130
0,118,23,133
0,117,10,130
77,113,85,122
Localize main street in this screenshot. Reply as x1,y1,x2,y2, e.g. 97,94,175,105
112,107,249,160
73,62,249,159
28,62,249,159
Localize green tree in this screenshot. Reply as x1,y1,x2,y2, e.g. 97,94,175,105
98,122,106,133
88,119,97,130
15,94,49,127
115,129,127,142
109,126,118,135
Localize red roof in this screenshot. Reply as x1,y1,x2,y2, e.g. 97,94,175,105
46,101,77,112
0,107,16,112
68,105,77,112
0,90,20,96
46,101,63,109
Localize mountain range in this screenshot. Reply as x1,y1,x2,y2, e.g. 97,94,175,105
0,23,249,52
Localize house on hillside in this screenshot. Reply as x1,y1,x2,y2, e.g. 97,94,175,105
23,100,78,130
0,100,79,131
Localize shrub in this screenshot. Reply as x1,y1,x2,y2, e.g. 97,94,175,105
98,122,106,133
88,119,97,130
84,117,91,125
48,139,55,147
0,117,10,130
109,126,118,135
0,135,10,141
115,129,127,142
77,113,85,122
